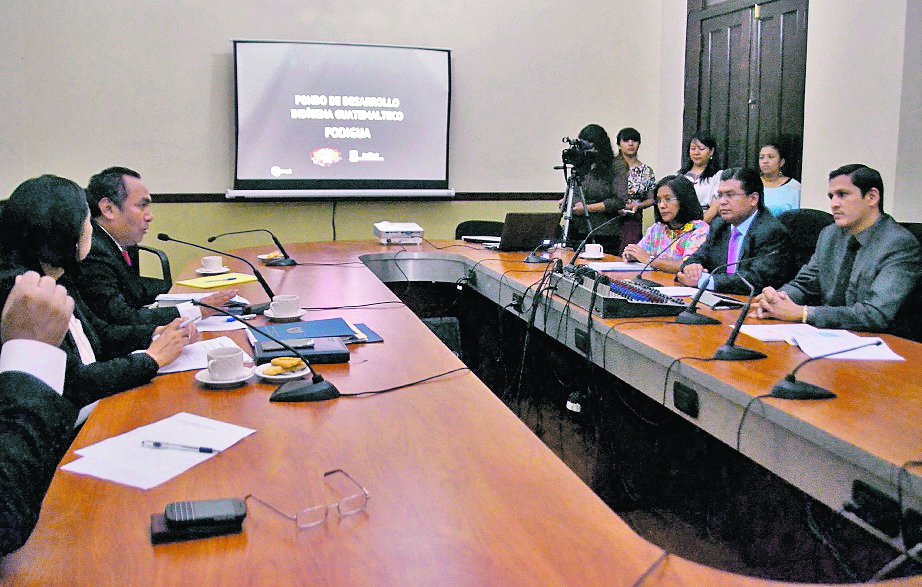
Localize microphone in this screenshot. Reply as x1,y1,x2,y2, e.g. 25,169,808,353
628,229,688,288
157,233,275,314
770,340,883,399
565,216,621,267
524,239,554,264
712,274,765,361
207,229,297,267
675,247,781,325
192,300,340,402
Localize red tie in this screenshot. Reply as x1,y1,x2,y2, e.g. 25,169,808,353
122,250,132,267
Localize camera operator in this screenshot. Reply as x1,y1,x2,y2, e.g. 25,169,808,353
557,124,629,253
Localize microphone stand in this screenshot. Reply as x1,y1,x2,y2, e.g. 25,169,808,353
770,340,882,399
208,229,297,267
675,276,722,325
524,239,553,264
712,274,766,361
192,300,340,402
157,233,275,315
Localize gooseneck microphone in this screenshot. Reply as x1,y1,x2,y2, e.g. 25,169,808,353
675,247,781,325
712,274,765,361
157,233,275,314
770,339,883,399
565,216,621,267
629,229,688,288
207,229,297,267
192,300,340,402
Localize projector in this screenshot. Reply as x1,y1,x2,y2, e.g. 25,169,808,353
374,221,424,245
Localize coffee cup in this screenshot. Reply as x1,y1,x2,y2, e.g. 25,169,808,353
207,347,247,381
584,243,604,257
201,255,223,271
269,294,300,317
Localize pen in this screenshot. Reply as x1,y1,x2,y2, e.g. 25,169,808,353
141,440,221,454
203,277,238,284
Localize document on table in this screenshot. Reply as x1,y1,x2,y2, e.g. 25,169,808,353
157,336,252,374
154,293,250,307
792,335,903,361
61,412,256,490
586,261,645,272
191,315,250,333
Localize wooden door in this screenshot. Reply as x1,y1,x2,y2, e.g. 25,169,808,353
684,0,808,177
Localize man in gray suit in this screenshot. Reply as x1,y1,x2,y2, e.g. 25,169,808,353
0,272,78,555
755,164,922,331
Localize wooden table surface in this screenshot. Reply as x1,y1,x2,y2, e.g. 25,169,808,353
1,240,920,586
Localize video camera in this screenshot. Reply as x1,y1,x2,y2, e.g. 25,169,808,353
561,137,597,168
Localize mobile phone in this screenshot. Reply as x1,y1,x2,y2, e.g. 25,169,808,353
164,498,247,527
261,338,315,352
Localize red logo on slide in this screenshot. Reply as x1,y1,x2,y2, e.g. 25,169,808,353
311,147,342,167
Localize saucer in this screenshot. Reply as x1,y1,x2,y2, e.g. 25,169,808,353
196,266,230,275
579,252,605,260
255,362,309,382
264,308,307,322
195,366,255,388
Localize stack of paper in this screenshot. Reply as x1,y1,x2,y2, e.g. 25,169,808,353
61,413,256,490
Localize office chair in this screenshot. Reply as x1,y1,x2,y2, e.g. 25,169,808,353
454,220,504,240
776,209,834,274
890,222,922,343
128,244,173,296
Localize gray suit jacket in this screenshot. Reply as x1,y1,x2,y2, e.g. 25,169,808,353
781,214,922,331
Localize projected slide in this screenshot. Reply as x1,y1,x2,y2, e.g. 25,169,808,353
234,41,450,191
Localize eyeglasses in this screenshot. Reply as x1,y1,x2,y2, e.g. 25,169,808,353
247,469,370,530
297,469,370,528
715,191,750,201
656,196,678,205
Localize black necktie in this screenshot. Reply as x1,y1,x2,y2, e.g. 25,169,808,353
830,237,859,306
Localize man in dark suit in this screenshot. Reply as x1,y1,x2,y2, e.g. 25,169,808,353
755,164,922,331
76,167,234,326
0,272,78,555
677,167,791,295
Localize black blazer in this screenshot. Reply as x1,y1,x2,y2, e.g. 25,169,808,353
0,371,77,555
0,265,160,408
681,210,792,294
76,223,179,326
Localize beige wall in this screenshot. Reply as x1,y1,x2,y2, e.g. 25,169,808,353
2,1,919,273
801,0,920,220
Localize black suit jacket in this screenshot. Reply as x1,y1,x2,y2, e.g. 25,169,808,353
0,371,77,555
76,223,179,326
681,210,792,294
0,265,160,408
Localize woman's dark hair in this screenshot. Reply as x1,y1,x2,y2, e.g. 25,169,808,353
616,127,641,145
678,131,720,180
577,123,615,173
652,175,703,226
0,174,89,276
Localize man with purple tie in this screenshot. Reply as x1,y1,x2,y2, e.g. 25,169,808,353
677,167,791,295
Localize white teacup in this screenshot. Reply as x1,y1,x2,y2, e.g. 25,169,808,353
207,347,247,381
269,294,300,317
201,255,223,271
584,243,604,257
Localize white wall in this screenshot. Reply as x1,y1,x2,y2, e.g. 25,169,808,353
0,0,679,197
801,0,919,220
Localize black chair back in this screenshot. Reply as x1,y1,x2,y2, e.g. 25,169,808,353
454,220,504,241
891,223,922,342
776,209,834,274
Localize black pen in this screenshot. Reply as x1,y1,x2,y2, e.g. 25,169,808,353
141,440,221,454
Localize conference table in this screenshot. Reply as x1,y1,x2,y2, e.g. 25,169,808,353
1,240,920,586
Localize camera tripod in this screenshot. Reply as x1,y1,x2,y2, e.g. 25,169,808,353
558,164,593,247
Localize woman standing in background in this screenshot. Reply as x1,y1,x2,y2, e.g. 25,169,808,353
678,131,722,223
759,140,801,216
616,127,656,247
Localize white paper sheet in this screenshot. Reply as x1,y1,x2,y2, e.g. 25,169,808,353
585,261,645,272
61,412,256,490
792,335,904,361
157,336,252,374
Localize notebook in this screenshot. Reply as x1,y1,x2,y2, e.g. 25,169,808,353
487,212,561,252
